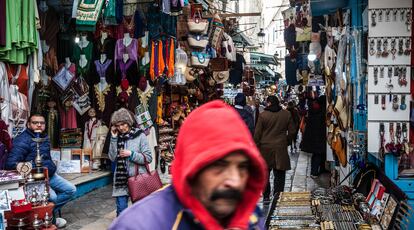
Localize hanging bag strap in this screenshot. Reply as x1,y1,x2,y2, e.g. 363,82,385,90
133,152,151,177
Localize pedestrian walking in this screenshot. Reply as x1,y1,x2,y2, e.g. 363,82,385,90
108,108,152,216
234,93,255,135
287,101,300,152
254,96,296,202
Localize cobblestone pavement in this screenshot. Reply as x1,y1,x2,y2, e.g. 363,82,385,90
61,149,330,229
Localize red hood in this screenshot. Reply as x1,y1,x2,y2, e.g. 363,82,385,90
172,100,267,229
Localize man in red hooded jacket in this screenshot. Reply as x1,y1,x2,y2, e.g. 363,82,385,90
109,100,267,229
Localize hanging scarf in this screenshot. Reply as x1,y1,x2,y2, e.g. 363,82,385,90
114,127,142,189
167,38,175,78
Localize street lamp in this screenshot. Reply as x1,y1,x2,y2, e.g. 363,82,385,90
257,28,266,47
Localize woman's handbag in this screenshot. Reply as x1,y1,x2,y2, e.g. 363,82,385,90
191,52,210,67
128,153,163,203
187,35,209,48
187,10,209,33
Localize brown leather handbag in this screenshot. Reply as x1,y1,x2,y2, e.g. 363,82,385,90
210,57,229,71
128,154,163,203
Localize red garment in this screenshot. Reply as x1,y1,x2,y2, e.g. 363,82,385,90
59,107,78,129
0,119,11,151
171,100,267,229
6,64,28,97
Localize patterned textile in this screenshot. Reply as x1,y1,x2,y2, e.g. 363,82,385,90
76,0,105,31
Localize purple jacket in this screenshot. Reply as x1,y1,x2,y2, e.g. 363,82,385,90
109,185,265,230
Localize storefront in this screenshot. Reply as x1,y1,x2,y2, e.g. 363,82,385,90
0,0,267,227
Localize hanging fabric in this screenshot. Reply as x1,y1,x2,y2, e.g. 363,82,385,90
76,0,105,31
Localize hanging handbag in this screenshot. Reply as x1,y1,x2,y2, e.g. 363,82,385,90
187,10,209,33
187,35,209,48
210,57,228,71
191,52,210,67
128,153,163,203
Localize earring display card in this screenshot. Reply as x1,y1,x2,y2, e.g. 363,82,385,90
367,0,412,159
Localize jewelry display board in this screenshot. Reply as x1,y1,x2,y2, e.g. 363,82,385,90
367,0,412,159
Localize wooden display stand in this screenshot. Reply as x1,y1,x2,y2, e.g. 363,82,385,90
4,202,55,229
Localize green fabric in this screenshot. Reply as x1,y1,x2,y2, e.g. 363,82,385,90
103,0,117,25
0,0,37,64
76,0,105,31
72,42,94,63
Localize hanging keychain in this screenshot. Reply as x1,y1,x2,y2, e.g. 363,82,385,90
371,10,377,26
378,9,383,22
382,38,389,57
377,38,383,57
374,94,379,104
406,10,411,31
398,38,404,55
379,123,385,159
374,67,379,85
380,66,385,78
391,38,397,59
404,38,411,55
386,9,391,22
395,122,403,155
369,39,376,56
385,122,397,155
381,94,386,110
400,67,407,86
402,123,409,154
401,9,406,22
392,95,399,111
400,95,407,110
393,9,398,21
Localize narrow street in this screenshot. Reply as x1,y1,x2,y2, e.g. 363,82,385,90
61,150,330,229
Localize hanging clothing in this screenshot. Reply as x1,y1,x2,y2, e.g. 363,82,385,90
170,0,183,16
0,0,6,46
75,0,105,31
103,0,117,25
73,41,94,64
94,37,116,60
6,64,29,97
133,9,146,38
229,53,246,86
123,0,138,16
146,126,158,171
93,83,116,125
59,105,78,129
83,118,101,149
92,124,108,158
0,62,10,131
43,106,60,148
0,0,38,64
9,85,29,138
137,86,158,124
149,40,173,80
91,59,114,85
43,47,59,76
116,59,139,86
115,38,139,64
39,6,59,52
57,30,76,64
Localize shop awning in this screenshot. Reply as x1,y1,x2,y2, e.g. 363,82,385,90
232,30,255,47
249,52,278,66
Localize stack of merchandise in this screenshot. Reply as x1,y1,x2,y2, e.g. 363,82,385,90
268,192,319,229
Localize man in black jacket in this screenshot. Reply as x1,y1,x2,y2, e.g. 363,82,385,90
234,93,255,135
6,114,76,228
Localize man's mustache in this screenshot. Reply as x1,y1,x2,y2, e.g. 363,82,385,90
210,189,242,201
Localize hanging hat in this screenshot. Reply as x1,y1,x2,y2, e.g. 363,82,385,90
213,71,229,84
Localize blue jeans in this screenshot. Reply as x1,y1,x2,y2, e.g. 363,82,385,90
116,196,129,216
49,174,77,208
